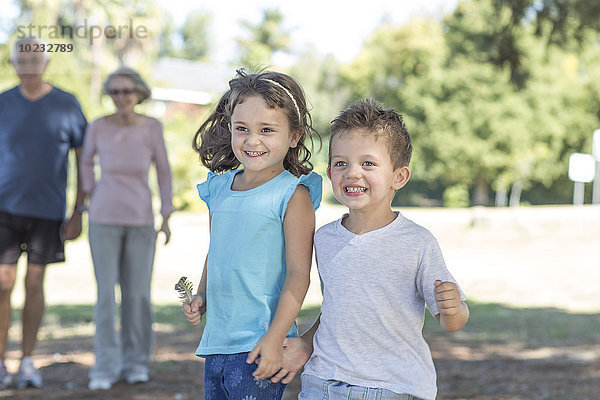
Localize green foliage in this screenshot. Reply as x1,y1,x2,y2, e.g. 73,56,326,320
288,47,350,173
2,0,599,207
180,11,212,61
22,300,600,348
156,12,178,59
342,19,446,105
424,300,600,346
161,109,209,211
443,185,470,208
0,43,15,92
342,0,600,206
236,8,291,68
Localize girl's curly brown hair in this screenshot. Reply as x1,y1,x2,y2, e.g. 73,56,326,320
193,69,320,177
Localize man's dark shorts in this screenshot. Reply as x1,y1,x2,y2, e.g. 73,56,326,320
0,211,65,265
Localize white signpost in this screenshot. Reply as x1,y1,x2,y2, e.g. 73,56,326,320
592,129,600,205
568,153,596,205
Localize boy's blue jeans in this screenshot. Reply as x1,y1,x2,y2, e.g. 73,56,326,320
204,352,286,400
299,373,421,400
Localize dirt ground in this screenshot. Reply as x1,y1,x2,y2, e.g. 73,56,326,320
1,204,599,399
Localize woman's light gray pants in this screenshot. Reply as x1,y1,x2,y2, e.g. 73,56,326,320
88,223,156,381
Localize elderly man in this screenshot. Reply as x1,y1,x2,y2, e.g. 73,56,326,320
0,36,87,389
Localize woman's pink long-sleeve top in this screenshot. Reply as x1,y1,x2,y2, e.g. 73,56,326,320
80,116,174,226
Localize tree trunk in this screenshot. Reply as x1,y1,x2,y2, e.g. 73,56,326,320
472,175,489,206
495,187,507,207
509,179,523,207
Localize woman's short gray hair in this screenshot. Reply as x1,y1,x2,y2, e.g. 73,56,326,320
103,66,151,104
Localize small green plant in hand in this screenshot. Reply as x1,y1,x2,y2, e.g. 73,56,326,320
174,276,194,304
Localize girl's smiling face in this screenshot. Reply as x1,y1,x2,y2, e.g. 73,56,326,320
328,129,410,216
230,95,299,183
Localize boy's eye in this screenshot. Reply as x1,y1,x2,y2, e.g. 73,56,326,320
261,127,274,133
363,161,375,167
333,161,346,167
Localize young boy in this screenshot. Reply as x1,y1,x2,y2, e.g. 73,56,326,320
275,99,469,400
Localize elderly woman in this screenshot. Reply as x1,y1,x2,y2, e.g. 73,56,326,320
80,67,174,390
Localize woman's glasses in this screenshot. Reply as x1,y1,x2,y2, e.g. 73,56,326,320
108,88,136,96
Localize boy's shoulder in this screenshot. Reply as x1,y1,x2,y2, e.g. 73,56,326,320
315,213,438,248
401,216,436,238
315,218,339,237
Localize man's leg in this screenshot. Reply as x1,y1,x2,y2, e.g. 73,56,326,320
13,263,46,389
0,264,17,360
0,264,17,387
21,263,46,358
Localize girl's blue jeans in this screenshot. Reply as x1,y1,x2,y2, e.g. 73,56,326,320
204,352,286,400
299,373,421,400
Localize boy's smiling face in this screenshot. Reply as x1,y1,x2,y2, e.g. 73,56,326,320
328,129,410,216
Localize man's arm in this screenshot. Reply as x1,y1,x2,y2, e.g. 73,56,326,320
65,147,85,240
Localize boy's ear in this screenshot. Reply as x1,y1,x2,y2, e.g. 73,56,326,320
392,166,411,190
326,166,332,180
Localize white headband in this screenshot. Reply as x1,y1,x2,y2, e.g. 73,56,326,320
262,78,301,122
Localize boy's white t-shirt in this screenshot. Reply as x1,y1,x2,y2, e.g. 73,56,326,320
303,212,466,400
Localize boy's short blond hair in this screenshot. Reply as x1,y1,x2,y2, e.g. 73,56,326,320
329,98,412,169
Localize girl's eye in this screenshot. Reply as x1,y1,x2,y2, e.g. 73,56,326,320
363,161,375,167
261,128,273,133
234,126,248,133
333,161,346,167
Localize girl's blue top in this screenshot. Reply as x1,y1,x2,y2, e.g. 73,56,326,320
195,169,322,355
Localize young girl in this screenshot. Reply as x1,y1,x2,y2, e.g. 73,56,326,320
182,69,322,400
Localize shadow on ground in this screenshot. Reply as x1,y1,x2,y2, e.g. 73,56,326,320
1,302,598,399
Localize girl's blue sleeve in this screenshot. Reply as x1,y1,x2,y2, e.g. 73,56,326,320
280,172,323,220
196,171,217,213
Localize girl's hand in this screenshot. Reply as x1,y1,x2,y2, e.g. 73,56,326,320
247,332,283,380
182,294,206,326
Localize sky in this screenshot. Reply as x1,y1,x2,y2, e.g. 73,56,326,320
2,0,458,64
156,0,458,64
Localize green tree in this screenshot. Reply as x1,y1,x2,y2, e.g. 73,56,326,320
343,19,446,101
0,42,15,92
342,1,600,206
288,47,351,178
157,12,178,58
1,0,204,211
180,11,211,61
448,0,600,88
8,0,165,109
441,0,600,204
236,8,291,68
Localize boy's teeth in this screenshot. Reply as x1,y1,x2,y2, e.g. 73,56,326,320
345,187,366,193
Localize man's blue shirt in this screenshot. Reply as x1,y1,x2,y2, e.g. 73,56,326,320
0,86,87,220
